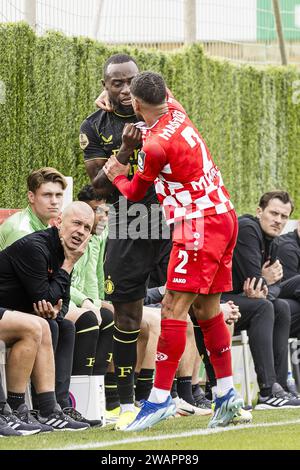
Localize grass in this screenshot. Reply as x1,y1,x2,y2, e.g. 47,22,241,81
1,409,300,450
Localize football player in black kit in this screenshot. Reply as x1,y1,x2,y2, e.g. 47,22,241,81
80,54,170,430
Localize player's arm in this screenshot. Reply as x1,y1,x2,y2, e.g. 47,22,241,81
81,121,141,197
104,140,166,202
80,120,115,197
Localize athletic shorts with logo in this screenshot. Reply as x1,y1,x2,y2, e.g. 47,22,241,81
104,209,172,303
167,210,238,294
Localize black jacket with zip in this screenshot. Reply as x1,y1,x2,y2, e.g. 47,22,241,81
231,214,279,295
0,226,70,319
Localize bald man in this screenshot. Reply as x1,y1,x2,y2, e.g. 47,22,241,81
0,202,94,429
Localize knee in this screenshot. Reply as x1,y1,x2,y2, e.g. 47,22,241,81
100,307,114,330
74,310,99,333
39,318,53,348
26,317,43,345
139,318,150,343
62,318,76,333
256,299,275,322
114,306,142,331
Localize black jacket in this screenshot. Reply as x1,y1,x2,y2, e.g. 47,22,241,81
231,214,279,295
277,229,300,281
0,226,70,319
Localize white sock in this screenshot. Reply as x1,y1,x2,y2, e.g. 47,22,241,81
216,376,234,396
148,386,170,404
120,403,135,413
211,386,217,401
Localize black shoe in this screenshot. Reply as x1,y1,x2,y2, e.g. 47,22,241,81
255,382,300,410
193,386,212,410
0,413,22,437
63,407,102,427
37,404,90,431
15,404,53,433
1,403,41,435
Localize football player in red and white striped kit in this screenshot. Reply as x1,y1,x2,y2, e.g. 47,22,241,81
104,71,243,431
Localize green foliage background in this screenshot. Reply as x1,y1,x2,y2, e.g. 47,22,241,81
0,23,300,215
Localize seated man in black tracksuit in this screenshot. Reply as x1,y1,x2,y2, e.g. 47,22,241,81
222,191,300,409
0,201,95,429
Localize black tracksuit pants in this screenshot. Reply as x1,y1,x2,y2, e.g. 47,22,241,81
222,294,291,392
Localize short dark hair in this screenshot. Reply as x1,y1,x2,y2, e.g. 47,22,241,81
130,72,167,105
27,167,67,193
103,53,138,79
77,184,104,202
259,191,294,214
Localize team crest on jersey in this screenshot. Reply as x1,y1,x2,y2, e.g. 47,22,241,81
104,275,115,295
138,150,146,172
79,133,89,150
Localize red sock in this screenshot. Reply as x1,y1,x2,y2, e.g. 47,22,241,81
154,318,187,391
197,312,232,378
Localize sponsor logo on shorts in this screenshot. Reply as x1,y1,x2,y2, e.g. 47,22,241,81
104,275,115,295
172,277,187,284
156,352,168,361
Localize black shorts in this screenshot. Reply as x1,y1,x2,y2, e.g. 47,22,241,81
104,237,171,303
0,307,6,320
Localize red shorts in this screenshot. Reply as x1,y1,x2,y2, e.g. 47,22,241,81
166,210,238,294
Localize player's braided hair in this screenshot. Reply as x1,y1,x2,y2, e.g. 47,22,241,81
130,72,167,105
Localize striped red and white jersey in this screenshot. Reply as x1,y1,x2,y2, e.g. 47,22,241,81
137,97,234,225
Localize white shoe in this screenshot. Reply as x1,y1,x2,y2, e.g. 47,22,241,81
174,396,212,417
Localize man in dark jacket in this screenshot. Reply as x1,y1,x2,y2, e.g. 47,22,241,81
222,191,300,409
0,201,94,430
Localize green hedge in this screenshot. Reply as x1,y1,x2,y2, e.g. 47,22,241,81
0,23,300,215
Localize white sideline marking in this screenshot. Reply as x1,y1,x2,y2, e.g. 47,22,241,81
53,418,300,450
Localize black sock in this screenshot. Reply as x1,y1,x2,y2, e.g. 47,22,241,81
93,307,114,375
72,310,99,375
171,378,178,398
37,391,57,417
260,387,272,397
177,376,195,405
113,325,140,404
55,318,75,409
135,369,154,401
105,371,120,410
192,383,203,399
7,391,25,411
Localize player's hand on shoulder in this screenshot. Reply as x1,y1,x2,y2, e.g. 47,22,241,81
95,90,113,112
122,123,142,150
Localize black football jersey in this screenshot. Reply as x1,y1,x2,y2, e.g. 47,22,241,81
80,108,157,210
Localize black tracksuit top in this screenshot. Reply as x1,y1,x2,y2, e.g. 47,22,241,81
0,226,70,318
231,214,279,294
